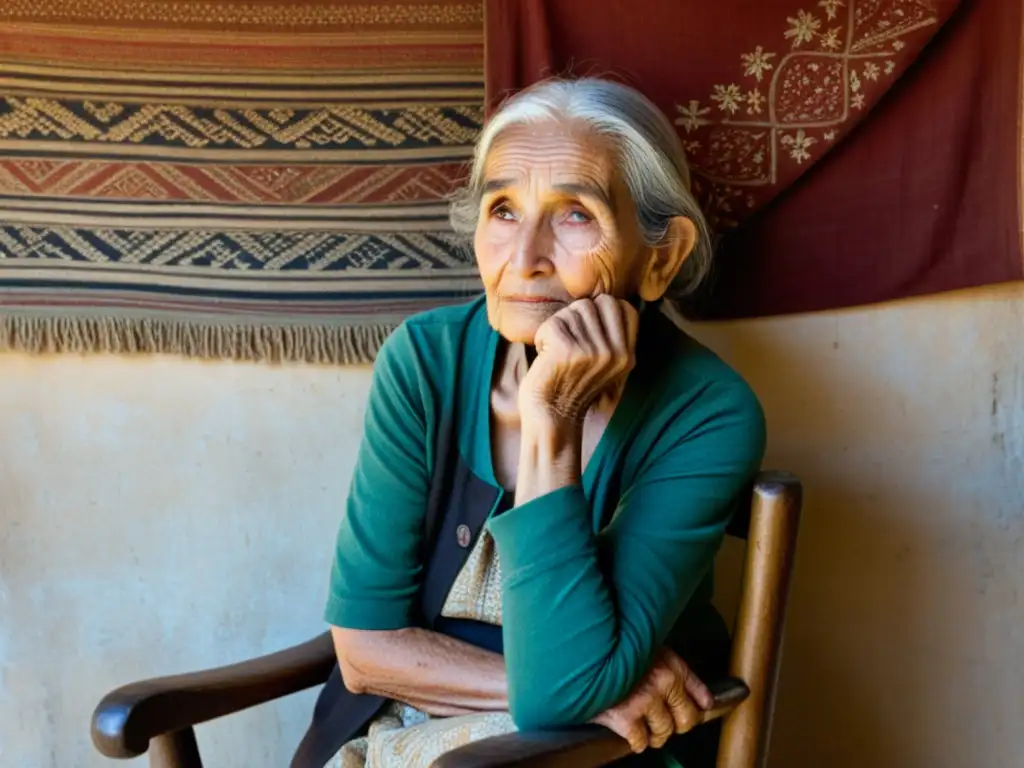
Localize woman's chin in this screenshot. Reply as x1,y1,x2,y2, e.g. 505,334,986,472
489,305,557,345
495,323,539,345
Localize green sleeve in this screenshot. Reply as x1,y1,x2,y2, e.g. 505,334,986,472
323,323,433,630
487,381,766,729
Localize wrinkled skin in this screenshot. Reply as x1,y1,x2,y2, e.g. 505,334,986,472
476,120,705,752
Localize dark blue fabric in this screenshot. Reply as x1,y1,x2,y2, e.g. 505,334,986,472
429,488,512,655
433,617,504,655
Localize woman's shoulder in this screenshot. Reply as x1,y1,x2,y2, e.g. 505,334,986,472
645,311,759,396
377,296,488,375
636,311,766,454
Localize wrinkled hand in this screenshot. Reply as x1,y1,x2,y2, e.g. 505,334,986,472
592,648,714,754
519,296,639,424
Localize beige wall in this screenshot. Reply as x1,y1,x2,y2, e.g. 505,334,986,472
698,283,1023,767
1,283,1021,767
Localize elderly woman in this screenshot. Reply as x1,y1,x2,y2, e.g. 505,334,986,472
294,77,765,768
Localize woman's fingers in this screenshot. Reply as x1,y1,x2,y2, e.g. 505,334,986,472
622,297,640,352
684,671,713,713
521,295,638,420
564,300,599,358
593,293,626,353
560,296,634,352
592,649,711,756
661,649,714,711
650,657,701,735
643,692,676,749
625,718,651,755
667,690,701,735
532,313,573,357
594,709,650,754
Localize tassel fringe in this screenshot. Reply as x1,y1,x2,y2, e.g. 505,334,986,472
0,315,396,365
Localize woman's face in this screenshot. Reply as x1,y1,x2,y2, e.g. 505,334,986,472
473,121,650,344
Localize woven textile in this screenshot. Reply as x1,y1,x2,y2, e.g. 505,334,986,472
487,0,1024,318
0,1,485,363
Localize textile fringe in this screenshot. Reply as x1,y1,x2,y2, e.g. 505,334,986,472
0,315,396,365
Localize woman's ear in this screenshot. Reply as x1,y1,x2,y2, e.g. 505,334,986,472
637,216,698,302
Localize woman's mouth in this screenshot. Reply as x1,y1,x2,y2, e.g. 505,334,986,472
501,295,567,304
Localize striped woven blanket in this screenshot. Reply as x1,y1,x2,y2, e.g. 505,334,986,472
0,1,485,363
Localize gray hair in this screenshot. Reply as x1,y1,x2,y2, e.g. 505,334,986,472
449,77,713,300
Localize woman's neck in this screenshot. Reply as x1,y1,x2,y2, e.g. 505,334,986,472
490,340,528,427
489,339,621,491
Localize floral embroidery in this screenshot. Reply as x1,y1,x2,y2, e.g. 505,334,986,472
819,0,846,20
819,27,844,50
741,46,777,81
671,0,942,231
674,99,713,133
781,129,818,163
746,88,766,115
711,83,745,114
785,9,822,47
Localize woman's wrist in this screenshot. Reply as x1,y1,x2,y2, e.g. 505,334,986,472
515,409,583,506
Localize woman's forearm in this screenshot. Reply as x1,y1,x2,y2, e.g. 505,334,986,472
514,413,583,507
331,626,508,715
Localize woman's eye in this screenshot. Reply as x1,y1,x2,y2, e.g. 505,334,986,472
490,202,516,221
565,208,592,224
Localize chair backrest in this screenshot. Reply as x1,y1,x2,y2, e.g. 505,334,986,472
716,471,802,768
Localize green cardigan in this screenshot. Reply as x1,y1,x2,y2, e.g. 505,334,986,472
325,296,766,732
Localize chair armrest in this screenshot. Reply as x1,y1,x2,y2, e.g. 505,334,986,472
92,631,336,759
431,677,749,768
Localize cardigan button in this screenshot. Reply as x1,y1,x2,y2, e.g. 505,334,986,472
456,524,472,548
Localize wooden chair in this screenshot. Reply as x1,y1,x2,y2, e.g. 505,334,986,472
91,471,801,768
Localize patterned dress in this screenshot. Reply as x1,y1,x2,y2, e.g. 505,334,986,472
327,528,516,768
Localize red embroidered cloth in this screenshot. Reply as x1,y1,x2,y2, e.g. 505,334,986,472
486,0,1024,317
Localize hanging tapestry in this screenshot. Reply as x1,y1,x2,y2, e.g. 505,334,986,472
486,0,1024,318
0,1,485,363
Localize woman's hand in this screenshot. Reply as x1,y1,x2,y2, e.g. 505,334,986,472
592,648,714,754
519,295,639,424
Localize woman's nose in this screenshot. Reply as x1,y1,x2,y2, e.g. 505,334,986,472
509,218,554,277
